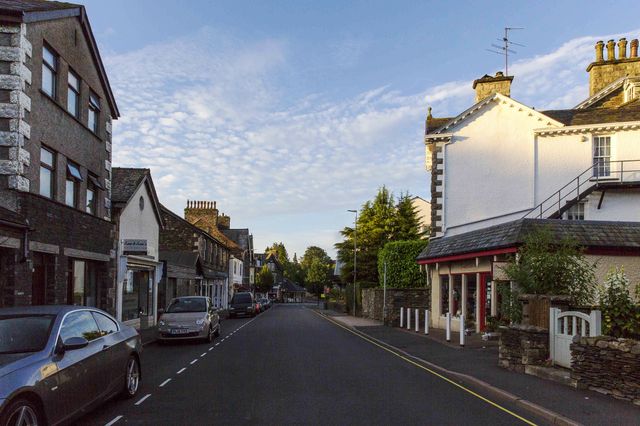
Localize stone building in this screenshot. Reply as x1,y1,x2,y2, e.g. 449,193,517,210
0,1,118,311
420,37,640,333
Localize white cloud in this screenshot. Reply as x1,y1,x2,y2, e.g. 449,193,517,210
106,28,640,257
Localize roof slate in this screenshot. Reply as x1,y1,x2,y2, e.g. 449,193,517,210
542,104,640,126
159,250,200,268
111,168,148,204
417,219,640,261
0,0,78,13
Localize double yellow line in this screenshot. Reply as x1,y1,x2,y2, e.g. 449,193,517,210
312,310,537,426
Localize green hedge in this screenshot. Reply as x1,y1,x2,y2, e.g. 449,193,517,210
377,240,428,288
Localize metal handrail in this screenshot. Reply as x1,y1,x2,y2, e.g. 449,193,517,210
523,159,640,219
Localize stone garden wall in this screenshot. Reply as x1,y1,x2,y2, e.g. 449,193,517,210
571,336,640,405
499,325,550,372
361,288,429,326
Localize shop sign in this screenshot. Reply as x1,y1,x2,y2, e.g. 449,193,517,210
123,239,147,255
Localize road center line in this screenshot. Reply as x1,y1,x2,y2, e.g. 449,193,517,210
215,342,220,346
134,394,151,406
190,359,198,364
104,415,123,426
312,310,537,426
177,367,186,374
159,378,171,387
208,346,214,351
200,352,207,357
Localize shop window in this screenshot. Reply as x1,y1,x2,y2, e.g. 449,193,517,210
452,275,462,316
122,270,151,322
69,259,98,307
440,275,449,314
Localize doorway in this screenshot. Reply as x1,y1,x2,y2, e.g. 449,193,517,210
32,253,56,305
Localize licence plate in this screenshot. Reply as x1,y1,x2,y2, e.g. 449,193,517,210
170,329,191,334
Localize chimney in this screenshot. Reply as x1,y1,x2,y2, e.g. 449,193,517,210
184,200,220,234
587,37,640,96
472,71,514,102
218,213,231,230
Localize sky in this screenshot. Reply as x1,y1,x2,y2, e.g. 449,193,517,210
81,0,640,258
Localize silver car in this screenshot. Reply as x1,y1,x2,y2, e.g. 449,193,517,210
157,296,220,343
0,305,142,426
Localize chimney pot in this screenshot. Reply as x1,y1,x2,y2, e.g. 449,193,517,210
606,40,616,61
595,40,604,62
214,201,217,209
618,38,628,59
495,71,504,77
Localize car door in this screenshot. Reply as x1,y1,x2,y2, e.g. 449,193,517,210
92,311,125,396
50,310,108,421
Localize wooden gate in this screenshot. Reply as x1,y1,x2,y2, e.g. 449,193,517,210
549,308,601,368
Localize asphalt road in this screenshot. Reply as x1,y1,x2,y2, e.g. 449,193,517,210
79,304,547,426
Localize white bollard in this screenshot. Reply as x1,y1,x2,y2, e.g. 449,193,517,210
460,316,465,347
425,309,429,335
445,313,451,342
400,308,404,328
406,307,411,330
415,309,419,332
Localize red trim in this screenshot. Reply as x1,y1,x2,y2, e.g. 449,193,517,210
418,247,517,265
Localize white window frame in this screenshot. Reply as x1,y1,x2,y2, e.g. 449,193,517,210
593,135,612,178
67,70,80,118
566,202,585,221
42,44,57,97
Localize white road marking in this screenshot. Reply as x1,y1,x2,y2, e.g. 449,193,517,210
104,415,123,426
215,343,220,346
134,394,151,406
177,367,186,374
208,346,214,351
200,352,206,357
190,359,198,365
159,378,171,387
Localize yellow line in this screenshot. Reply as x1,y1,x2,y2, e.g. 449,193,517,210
312,310,537,426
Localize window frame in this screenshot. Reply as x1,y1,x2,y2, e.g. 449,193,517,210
42,44,57,98
39,146,55,199
566,202,585,221
88,91,100,133
65,161,82,208
593,135,612,178
86,177,96,215
440,275,450,315
67,69,80,118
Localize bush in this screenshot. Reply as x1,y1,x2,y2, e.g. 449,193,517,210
377,240,428,288
598,267,640,338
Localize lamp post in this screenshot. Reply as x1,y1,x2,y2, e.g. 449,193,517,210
347,209,358,315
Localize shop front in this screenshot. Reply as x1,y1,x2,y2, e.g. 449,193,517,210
118,254,162,330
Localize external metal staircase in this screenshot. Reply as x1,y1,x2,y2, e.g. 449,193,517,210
523,160,640,219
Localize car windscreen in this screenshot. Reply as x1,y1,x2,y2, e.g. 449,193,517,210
0,314,55,354
166,298,207,313
231,294,252,304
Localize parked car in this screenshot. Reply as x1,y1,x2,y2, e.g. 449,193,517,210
259,298,271,310
228,292,256,318
255,300,263,314
0,305,142,426
157,296,220,343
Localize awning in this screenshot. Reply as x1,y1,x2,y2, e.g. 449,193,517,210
89,174,105,190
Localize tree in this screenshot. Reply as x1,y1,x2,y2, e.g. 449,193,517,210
265,242,289,266
502,226,597,306
598,267,640,338
393,193,424,240
301,246,333,295
255,265,274,294
377,240,428,288
287,253,306,285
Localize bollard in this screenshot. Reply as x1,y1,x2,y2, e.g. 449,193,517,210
460,316,465,347
400,308,404,328
406,307,411,330
445,312,451,342
415,309,419,332
424,309,429,335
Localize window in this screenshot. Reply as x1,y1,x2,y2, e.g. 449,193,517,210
593,136,611,177
92,312,118,336
86,178,95,214
88,92,100,133
566,203,585,220
65,161,82,208
69,260,98,307
67,70,80,117
60,310,101,342
440,276,449,314
39,147,55,198
42,45,57,97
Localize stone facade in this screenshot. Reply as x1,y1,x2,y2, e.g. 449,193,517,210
498,325,550,373
361,288,429,326
472,72,513,102
587,38,640,97
571,336,640,405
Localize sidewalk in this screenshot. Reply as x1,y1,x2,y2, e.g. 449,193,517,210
320,310,640,426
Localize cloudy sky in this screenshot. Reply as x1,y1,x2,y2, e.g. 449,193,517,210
83,0,639,258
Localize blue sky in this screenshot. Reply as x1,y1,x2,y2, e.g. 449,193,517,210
82,0,640,258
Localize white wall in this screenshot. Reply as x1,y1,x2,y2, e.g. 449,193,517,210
585,191,640,221
118,182,160,260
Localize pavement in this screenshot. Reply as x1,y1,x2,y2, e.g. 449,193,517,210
320,309,640,426
78,303,550,425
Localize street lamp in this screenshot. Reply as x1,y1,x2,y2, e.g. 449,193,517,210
347,209,357,315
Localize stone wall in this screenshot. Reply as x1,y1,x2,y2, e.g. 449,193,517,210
361,288,429,326
499,325,550,372
571,336,640,405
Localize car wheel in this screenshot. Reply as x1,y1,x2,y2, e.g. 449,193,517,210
1,398,43,426
122,355,141,399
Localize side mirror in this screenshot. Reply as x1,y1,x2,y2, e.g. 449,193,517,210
63,336,89,351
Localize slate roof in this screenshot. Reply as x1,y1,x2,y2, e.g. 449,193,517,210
417,219,640,261
159,250,200,268
0,206,27,228
0,0,78,13
426,117,453,134
281,278,305,293
222,228,250,251
111,168,148,204
542,104,640,126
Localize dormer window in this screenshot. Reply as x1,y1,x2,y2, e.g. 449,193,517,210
42,45,57,97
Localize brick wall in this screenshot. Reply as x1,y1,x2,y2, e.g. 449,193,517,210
499,325,550,373
361,288,429,326
571,336,640,405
